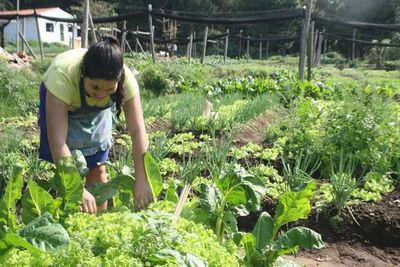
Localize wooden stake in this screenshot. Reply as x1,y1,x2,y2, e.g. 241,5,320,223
246,36,250,57
259,33,262,60
224,29,229,64
189,25,193,63
266,41,269,59
200,26,208,64
315,31,323,67
171,184,191,227
89,12,97,43
307,21,314,81
148,4,156,63
81,0,89,48
298,0,313,80
352,29,357,60
34,10,44,59
19,32,37,59
238,29,242,58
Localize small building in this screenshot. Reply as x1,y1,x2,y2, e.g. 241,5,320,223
0,7,78,47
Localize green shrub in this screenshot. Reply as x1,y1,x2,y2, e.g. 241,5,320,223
139,66,173,96
30,58,52,75
383,60,400,71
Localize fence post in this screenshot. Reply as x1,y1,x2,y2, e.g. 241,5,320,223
313,28,319,66
259,33,262,60
121,21,127,53
81,0,89,48
89,12,97,43
246,36,250,57
238,29,242,58
189,25,193,63
224,29,229,64
266,41,269,59
307,20,314,81
148,4,156,63
298,0,313,80
200,26,208,64
352,29,357,60
315,31,323,67
193,30,197,58
34,10,44,59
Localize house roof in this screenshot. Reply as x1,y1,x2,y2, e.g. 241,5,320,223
0,7,59,16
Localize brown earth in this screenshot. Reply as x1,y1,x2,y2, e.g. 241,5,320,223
238,189,400,267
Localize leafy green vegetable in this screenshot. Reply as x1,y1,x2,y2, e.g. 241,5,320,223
144,152,163,200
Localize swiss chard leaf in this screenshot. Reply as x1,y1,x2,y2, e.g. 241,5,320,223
54,157,84,213
252,212,274,250
2,232,42,254
19,212,69,252
144,152,163,199
0,164,24,232
199,183,221,214
223,210,238,234
165,180,179,203
241,233,264,266
274,181,316,230
22,178,61,224
71,149,88,178
273,226,324,256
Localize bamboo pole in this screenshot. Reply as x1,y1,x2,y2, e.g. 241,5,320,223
200,26,208,64
148,4,156,63
298,0,313,80
224,29,229,64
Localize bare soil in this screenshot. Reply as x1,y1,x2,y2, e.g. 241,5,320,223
238,189,400,266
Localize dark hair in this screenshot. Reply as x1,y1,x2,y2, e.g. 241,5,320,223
81,35,125,116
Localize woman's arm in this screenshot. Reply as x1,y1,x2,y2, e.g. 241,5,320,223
123,94,153,209
46,90,71,161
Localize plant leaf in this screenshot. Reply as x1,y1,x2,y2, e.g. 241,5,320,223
252,212,274,250
274,181,316,230
223,210,238,234
54,156,84,213
273,226,324,256
18,212,69,252
144,152,163,199
165,180,179,203
199,183,221,214
87,180,118,206
3,232,41,254
22,179,61,224
240,233,263,266
0,164,24,232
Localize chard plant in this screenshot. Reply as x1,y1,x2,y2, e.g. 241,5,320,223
199,166,266,243
0,165,69,258
240,181,324,267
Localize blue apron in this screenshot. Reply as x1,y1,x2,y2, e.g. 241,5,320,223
39,78,115,168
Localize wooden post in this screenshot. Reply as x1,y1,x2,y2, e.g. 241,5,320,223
299,0,313,80
246,36,250,58
193,30,196,58
315,32,323,67
323,37,327,61
224,29,229,64
21,18,25,52
71,15,76,49
19,32,37,59
313,28,319,66
200,26,208,64
121,21,127,53
307,21,314,81
238,29,242,58
34,10,44,59
1,27,4,48
259,33,262,60
125,41,135,57
81,0,89,48
135,26,139,52
189,25,193,62
266,41,269,59
89,12,97,43
148,4,156,63
16,0,19,52
352,29,357,60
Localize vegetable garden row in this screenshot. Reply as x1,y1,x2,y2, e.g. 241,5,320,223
0,55,399,266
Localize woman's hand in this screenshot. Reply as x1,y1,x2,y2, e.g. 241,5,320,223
134,178,154,210
81,188,97,214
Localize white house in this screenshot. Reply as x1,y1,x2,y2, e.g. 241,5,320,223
0,7,78,46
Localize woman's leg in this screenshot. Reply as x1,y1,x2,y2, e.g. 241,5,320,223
85,165,108,210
